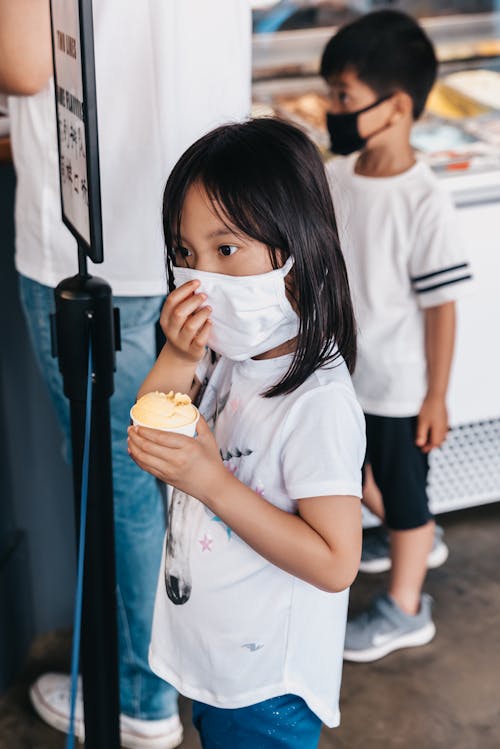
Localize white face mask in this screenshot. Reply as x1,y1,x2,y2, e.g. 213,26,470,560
172,256,299,361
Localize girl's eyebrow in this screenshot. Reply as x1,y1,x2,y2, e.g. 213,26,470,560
205,228,236,239
177,228,239,245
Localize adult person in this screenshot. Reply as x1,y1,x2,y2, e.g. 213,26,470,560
0,1,251,746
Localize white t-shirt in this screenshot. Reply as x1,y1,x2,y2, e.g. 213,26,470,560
8,0,251,295
327,155,472,417
149,353,365,727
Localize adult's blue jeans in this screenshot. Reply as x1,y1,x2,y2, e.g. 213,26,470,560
19,275,177,720
193,694,322,748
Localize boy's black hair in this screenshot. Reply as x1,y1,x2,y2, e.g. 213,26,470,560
162,118,357,397
320,10,437,119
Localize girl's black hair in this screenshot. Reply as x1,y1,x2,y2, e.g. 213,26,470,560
162,117,356,397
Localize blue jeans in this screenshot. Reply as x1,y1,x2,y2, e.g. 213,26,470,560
192,695,322,748
19,275,177,720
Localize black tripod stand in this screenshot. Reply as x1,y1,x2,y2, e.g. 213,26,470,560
52,244,121,748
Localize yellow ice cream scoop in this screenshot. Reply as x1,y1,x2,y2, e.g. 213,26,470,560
130,391,199,434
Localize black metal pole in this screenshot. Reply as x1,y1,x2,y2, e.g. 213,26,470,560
53,257,120,748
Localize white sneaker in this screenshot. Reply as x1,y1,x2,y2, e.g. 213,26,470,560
29,673,183,749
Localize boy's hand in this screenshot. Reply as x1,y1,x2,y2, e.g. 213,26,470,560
416,394,448,453
127,417,225,504
159,281,211,364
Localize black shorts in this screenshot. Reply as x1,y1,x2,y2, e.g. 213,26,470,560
365,414,433,531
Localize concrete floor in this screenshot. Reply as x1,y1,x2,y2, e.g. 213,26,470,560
1,503,499,749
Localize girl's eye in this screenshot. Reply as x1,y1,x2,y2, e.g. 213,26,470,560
338,91,348,104
174,246,192,259
218,245,238,257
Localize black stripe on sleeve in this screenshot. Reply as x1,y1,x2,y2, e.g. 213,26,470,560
416,274,473,294
411,263,469,283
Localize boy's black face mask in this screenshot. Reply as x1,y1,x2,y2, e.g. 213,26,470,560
326,94,393,155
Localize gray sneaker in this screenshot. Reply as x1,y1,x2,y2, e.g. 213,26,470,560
344,593,436,662
359,525,449,574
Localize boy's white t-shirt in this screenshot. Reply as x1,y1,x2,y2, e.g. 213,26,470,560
327,155,472,417
149,353,365,727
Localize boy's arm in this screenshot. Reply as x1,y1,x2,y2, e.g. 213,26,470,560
416,301,456,453
0,0,52,95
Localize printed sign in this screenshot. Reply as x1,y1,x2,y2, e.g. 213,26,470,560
50,0,103,262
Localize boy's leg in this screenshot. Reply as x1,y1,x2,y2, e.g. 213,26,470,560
366,414,433,614
360,458,448,575
192,695,322,749
362,463,385,519
358,462,391,574
344,414,436,662
389,523,434,615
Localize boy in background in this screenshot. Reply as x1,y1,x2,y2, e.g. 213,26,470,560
322,10,472,661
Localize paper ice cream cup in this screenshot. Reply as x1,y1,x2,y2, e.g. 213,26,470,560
130,414,199,437
130,391,199,437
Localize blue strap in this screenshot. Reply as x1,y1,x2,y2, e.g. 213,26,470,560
66,341,93,749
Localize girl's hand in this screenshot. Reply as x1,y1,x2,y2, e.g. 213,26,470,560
159,281,211,364
127,417,225,503
416,394,448,453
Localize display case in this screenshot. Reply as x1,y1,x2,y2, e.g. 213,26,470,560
252,10,500,158
251,6,500,515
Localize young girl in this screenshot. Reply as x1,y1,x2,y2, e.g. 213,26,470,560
128,118,365,748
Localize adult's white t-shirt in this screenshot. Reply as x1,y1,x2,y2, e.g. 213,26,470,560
149,353,365,727
9,0,251,295
327,155,472,418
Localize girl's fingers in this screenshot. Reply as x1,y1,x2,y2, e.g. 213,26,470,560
128,436,175,479
133,450,165,474
178,306,212,346
193,318,212,348
165,279,200,305
194,415,211,439
172,290,208,324
161,282,205,337
129,433,183,463
127,425,186,449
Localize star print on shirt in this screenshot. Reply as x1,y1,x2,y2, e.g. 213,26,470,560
198,533,213,552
